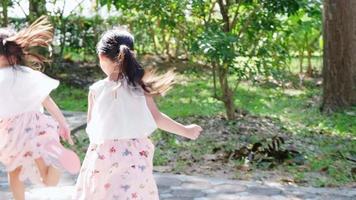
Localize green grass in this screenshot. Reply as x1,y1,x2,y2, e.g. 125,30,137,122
52,59,356,186
234,83,355,136
51,84,88,112
51,73,225,117
156,73,225,117
158,70,355,136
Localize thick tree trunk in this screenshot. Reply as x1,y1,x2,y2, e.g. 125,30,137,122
28,0,47,22
322,0,356,112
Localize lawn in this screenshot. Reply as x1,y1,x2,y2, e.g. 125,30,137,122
51,58,356,187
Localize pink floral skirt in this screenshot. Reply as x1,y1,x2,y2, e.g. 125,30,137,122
0,111,60,184
74,138,159,200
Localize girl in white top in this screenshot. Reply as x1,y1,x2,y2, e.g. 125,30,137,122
74,29,203,200
0,17,80,200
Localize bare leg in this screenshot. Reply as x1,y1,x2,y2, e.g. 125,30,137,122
35,157,61,186
8,167,25,200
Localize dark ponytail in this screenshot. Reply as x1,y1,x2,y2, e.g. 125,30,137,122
0,29,24,67
97,29,175,96
117,44,145,88
0,16,53,69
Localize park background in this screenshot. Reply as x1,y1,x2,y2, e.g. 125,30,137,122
0,0,355,190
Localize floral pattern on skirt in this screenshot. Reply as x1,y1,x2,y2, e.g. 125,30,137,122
74,138,159,200
0,111,60,184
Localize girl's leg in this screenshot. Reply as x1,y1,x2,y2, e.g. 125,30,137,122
35,157,61,186
8,167,25,200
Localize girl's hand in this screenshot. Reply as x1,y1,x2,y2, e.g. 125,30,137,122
59,123,74,145
184,124,203,140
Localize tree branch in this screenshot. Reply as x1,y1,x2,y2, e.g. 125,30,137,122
207,0,217,24
217,0,231,32
13,0,28,18
230,0,243,29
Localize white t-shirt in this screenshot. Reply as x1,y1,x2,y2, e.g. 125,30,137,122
0,66,59,118
86,78,157,143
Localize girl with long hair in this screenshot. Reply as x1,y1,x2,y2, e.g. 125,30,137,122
74,29,203,200
0,16,80,200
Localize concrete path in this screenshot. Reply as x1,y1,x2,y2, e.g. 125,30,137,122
1,169,355,200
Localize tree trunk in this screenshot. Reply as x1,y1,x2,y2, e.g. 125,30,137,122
306,50,313,77
216,0,236,120
217,0,230,32
28,0,47,22
212,61,218,98
217,64,235,119
299,50,304,74
174,36,180,58
149,27,159,54
164,33,172,61
1,0,8,26
322,0,356,112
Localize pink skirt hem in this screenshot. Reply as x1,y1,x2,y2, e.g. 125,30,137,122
0,111,61,184
74,138,159,200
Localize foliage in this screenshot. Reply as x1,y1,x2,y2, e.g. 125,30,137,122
51,15,103,63
1,0,325,119
189,0,300,119
286,0,322,74
2,0,355,188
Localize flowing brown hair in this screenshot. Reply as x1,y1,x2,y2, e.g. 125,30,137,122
97,29,175,96
0,16,53,69
141,68,176,96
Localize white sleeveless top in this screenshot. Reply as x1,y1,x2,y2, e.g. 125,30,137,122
0,66,59,118
86,78,157,143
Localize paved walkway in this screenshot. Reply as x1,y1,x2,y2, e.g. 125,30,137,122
0,112,355,199
0,169,355,200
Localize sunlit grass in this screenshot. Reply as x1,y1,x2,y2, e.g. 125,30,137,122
234,83,355,136
156,73,225,117
51,84,88,112
52,66,355,136
52,59,356,187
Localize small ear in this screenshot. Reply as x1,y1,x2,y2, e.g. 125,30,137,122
98,53,105,60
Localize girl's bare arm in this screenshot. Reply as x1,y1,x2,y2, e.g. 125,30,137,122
42,96,74,144
145,95,202,140
87,91,94,123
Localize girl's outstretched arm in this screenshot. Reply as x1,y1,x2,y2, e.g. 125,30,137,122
42,96,74,145
145,95,203,140
87,91,94,123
